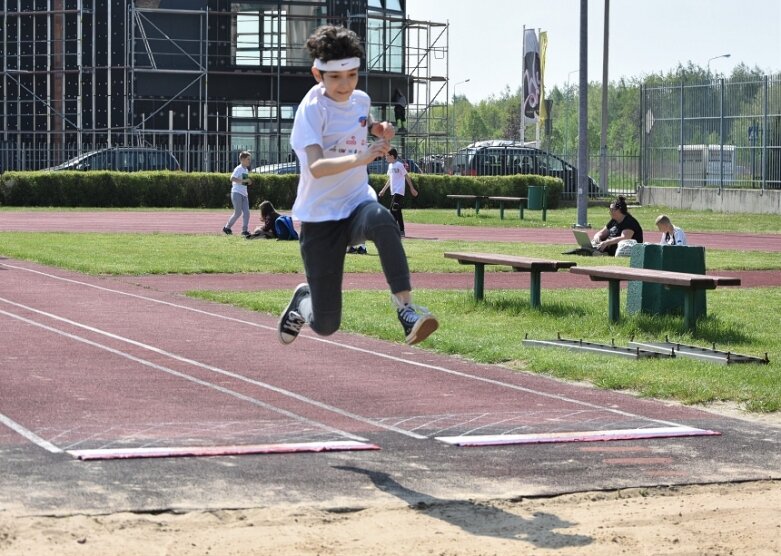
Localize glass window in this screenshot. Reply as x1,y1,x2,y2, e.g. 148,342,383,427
368,0,382,7
385,0,402,11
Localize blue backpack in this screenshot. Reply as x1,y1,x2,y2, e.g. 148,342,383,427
274,215,299,241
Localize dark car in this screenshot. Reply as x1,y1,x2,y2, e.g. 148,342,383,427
48,147,180,171
451,140,596,195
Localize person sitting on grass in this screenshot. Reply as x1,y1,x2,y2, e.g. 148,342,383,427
592,195,644,256
246,201,281,239
655,214,688,246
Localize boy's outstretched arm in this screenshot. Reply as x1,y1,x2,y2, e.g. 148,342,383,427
304,141,389,179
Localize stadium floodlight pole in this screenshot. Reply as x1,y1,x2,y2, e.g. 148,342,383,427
452,79,470,141
707,53,731,74
566,69,579,152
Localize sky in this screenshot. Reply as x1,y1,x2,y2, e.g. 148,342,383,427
405,0,781,102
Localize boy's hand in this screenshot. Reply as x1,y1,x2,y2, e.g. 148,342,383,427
371,122,395,141
411,189,418,198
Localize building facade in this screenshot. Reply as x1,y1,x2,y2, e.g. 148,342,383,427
0,0,449,171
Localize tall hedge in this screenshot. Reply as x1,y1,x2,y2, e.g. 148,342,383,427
0,170,562,210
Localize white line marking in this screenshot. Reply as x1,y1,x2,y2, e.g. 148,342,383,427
0,412,63,453
1,262,694,431
0,297,426,440
436,426,720,446
68,440,379,460
0,308,369,445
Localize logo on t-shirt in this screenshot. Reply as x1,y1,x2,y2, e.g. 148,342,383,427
359,116,368,127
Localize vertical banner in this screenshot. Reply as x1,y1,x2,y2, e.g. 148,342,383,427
539,31,548,123
522,28,541,124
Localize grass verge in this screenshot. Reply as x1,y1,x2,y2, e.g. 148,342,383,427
189,287,781,413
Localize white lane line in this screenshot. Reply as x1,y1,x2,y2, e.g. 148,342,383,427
0,298,426,440
436,426,721,447
0,412,63,453
1,263,692,430
0,308,369,445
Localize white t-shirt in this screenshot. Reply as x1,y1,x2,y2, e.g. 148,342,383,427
230,164,248,197
660,226,687,246
290,83,376,222
386,160,408,195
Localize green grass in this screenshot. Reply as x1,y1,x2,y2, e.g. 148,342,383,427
402,207,781,234
0,232,778,274
190,287,781,412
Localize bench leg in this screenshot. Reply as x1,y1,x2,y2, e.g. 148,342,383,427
475,198,481,215
529,271,541,309
519,202,524,220
683,289,698,331
473,263,485,301
455,200,462,217
499,202,505,220
607,279,621,323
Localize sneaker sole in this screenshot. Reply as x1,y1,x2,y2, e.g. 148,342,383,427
405,315,439,345
278,283,309,345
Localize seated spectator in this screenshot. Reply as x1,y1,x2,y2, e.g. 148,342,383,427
246,200,281,239
655,214,688,246
592,195,644,256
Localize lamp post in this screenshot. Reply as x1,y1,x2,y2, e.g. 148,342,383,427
707,53,731,74
452,78,470,140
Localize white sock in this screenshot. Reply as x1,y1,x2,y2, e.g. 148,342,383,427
298,296,313,322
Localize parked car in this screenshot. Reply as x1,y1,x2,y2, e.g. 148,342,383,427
48,147,180,171
253,162,300,174
451,140,597,195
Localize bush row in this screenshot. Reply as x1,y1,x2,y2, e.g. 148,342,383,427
0,171,562,210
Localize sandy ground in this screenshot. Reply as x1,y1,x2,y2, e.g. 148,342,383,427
1,480,779,555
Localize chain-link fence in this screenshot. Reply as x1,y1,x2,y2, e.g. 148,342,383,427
641,75,781,190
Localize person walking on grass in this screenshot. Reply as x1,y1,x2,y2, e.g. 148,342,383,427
378,148,418,238
223,151,252,237
277,24,438,346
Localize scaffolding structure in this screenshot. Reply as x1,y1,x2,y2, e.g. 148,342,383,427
0,1,450,172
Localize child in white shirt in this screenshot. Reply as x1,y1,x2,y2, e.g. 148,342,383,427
378,148,418,237
224,151,251,237
277,25,438,346
655,214,688,246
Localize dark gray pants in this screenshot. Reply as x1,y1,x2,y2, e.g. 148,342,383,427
300,200,410,336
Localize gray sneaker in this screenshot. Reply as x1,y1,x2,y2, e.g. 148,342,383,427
396,303,438,345
278,283,310,345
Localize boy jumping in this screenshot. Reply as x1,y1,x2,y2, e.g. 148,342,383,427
277,25,438,346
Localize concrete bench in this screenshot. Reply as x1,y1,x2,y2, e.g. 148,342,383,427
444,251,576,308
569,266,741,331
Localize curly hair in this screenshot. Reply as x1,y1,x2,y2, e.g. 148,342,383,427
305,25,364,63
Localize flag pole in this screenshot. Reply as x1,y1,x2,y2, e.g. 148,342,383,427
520,25,526,145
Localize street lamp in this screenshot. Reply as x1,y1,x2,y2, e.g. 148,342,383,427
452,78,470,139
707,53,731,74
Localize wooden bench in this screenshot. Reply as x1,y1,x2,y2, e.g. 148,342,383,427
569,266,741,331
487,196,528,220
444,252,576,308
446,194,488,216
447,195,541,221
